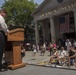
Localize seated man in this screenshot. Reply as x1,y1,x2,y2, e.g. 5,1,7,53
68,46,76,67
59,47,67,65
49,47,59,64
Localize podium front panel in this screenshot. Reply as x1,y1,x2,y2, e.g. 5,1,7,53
7,31,24,41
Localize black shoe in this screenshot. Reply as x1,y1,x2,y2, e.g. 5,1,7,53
0,68,8,72
3,62,9,70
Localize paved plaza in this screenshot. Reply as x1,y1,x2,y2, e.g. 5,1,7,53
0,64,76,75
0,51,76,75
23,51,50,64
23,51,76,69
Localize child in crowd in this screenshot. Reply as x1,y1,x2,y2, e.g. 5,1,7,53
21,45,25,58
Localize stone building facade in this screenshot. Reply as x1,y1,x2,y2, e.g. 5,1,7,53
32,0,76,45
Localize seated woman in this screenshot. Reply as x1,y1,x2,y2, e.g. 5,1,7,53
49,47,59,64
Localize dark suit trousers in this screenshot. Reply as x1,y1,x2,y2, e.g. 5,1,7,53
0,32,5,69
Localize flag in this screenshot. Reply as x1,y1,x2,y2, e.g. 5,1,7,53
59,14,70,33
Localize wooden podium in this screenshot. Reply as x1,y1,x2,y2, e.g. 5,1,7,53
5,28,26,70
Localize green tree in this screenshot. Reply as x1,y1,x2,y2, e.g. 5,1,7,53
2,0,38,43
2,0,38,28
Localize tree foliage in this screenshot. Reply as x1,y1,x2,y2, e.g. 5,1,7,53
2,0,38,28
1,0,38,43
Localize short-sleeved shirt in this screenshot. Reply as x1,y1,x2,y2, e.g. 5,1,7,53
69,50,75,59
60,50,66,57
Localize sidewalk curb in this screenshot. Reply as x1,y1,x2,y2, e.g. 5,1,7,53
27,63,76,71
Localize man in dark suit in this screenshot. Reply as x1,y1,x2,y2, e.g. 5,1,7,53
0,8,9,72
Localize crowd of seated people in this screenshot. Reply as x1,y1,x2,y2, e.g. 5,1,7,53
49,46,76,67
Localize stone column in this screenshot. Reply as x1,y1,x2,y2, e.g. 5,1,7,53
50,16,56,43
45,22,50,43
35,21,39,45
42,22,46,42
73,9,76,35
42,21,50,43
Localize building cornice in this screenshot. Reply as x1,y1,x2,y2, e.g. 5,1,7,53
31,0,51,16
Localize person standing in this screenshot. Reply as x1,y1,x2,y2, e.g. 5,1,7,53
32,44,37,57
36,44,40,52
65,39,72,51
0,8,9,71
49,42,53,56
43,42,46,51
73,40,76,49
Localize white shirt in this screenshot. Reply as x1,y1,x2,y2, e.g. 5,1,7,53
0,15,9,33
73,42,76,47
60,50,66,57
65,41,71,46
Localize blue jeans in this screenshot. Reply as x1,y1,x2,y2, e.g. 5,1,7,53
70,59,74,65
